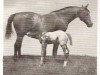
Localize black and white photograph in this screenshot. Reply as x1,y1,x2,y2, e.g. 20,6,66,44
3,0,97,75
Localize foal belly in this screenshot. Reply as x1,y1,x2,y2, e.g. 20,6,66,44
45,40,58,44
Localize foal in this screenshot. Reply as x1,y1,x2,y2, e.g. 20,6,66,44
27,30,72,67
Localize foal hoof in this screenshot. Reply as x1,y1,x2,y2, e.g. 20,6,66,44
39,64,43,67
39,62,45,67
63,61,68,67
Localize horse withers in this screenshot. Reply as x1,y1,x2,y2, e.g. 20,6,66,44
27,30,72,67
5,4,93,58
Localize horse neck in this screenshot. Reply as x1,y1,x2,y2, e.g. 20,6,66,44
55,7,80,24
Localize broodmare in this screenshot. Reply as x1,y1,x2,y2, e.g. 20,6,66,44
5,4,93,58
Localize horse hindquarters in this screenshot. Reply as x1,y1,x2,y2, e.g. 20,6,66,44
5,14,24,57
13,13,37,57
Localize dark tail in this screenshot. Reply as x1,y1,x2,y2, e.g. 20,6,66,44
66,33,72,45
5,14,15,39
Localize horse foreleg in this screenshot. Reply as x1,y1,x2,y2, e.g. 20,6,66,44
40,42,47,66
52,43,59,58
14,35,24,58
61,45,69,67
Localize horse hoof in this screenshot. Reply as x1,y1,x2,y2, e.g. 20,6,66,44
14,55,17,57
13,57,18,62
18,55,22,58
53,56,56,58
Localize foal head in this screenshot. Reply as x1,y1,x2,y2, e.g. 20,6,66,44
77,4,93,27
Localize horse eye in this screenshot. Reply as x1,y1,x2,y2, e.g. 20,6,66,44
86,13,89,15
83,13,88,16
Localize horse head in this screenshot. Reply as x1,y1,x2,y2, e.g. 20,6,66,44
77,4,93,27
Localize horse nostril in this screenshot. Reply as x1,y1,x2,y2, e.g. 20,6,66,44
90,23,93,27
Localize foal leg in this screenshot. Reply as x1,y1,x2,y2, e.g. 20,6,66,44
40,42,47,66
52,43,59,58
14,35,24,58
61,45,69,67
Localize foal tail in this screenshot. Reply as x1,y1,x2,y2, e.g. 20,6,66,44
66,33,72,45
5,14,15,39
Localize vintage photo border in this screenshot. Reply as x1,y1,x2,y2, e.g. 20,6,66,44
0,0,100,75
0,0,3,75
97,0,100,74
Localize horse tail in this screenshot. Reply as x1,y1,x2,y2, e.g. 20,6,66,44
5,14,15,39
66,33,72,45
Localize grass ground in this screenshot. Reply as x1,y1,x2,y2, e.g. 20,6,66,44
3,55,97,75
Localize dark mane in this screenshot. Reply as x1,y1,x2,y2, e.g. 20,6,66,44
51,6,79,13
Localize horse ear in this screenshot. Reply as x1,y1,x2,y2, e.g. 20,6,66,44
85,4,89,8
82,5,83,7
80,5,84,11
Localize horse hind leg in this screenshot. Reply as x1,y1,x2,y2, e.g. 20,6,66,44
14,35,24,58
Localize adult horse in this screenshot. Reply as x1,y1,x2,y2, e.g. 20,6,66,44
5,4,93,58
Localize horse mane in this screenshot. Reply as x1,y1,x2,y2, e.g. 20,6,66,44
51,6,79,13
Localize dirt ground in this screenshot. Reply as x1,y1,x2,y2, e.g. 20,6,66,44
3,55,97,75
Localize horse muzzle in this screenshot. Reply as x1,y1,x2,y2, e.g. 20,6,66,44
87,23,93,27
